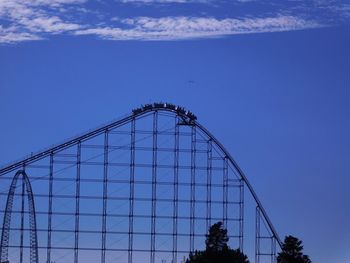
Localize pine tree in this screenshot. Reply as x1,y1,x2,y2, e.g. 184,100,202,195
277,235,311,263
205,222,229,252
185,222,249,263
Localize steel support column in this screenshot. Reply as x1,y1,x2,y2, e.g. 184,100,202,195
128,119,136,263
46,153,54,263
74,143,81,263
190,126,196,252
101,131,109,263
223,158,228,227
150,111,158,263
172,116,179,263
19,175,25,263
206,139,212,232
239,180,244,251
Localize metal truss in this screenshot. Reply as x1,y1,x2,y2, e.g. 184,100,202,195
0,170,38,263
255,206,277,263
0,103,281,263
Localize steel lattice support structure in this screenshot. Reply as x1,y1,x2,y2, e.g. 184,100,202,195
0,103,281,263
0,170,39,263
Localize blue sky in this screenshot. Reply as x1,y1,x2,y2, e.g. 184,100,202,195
1,1,350,263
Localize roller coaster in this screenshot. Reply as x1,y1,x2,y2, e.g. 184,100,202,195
0,103,281,263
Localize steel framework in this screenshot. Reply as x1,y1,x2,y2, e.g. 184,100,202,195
0,170,38,263
0,103,281,263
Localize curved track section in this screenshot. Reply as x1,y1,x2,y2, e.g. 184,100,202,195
0,170,38,263
0,103,280,263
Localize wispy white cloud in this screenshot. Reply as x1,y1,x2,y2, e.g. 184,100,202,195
118,0,208,3
30,0,87,5
302,0,350,19
16,16,81,33
0,0,85,14
318,2,350,18
0,0,83,42
75,15,320,40
0,25,41,43
1,0,343,44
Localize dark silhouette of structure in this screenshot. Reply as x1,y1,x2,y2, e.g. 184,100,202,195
0,170,38,263
186,221,249,263
0,103,281,263
277,236,311,263
205,222,229,252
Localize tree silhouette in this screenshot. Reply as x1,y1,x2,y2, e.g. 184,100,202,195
205,221,229,251
185,222,249,263
277,235,311,263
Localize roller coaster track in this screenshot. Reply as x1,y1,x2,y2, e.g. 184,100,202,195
0,103,281,263
0,170,38,263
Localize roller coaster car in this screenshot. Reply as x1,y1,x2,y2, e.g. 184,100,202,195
176,107,186,115
186,112,197,121
143,104,153,110
132,103,197,122
153,103,165,108
132,108,143,115
165,103,176,110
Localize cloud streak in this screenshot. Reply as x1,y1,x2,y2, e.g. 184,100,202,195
17,16,81,33
75,15,320,41
0,25,41,43
119,0,190,3
1,0,347,44
0,0,83,43
118,0,209,3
